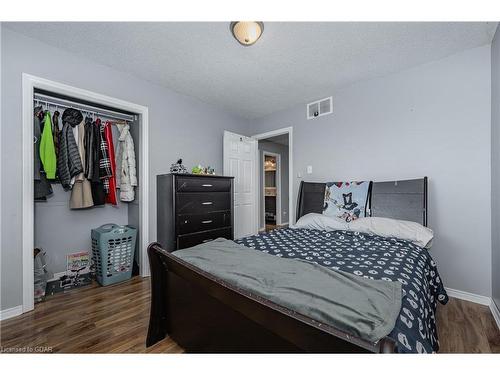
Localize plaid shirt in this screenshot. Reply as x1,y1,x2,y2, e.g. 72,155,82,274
97,119,112,192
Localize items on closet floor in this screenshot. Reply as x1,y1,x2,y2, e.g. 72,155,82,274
33,106,137,208
34,248,51,302
91,224,137,286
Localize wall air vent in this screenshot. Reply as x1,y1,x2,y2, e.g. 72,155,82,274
307,96,333,120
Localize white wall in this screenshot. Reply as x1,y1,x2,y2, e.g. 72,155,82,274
491,25,500,309
0,27,250,310
251,45,492,297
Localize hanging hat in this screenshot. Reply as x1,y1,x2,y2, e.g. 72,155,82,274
62,108,83,128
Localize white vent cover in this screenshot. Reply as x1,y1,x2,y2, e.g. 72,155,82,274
307,96,333,119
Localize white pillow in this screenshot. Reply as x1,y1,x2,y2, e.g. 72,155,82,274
348,217,434,249
292,213,349,232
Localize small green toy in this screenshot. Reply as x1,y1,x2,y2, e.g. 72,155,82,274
192,164,216,175
192,165,203,174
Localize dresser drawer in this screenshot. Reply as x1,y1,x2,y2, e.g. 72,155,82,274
176,176,231,192
177,211,231,235
176,192,231,215
177,227,232,249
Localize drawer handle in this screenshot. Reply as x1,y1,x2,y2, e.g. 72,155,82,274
202,202,213,205
202,184,213,187
201,220,213,224
202,239,213,243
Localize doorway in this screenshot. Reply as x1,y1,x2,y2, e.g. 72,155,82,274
253,127,293,233
263,152,281,231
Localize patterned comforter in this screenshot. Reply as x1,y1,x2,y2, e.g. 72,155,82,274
235,228,448,353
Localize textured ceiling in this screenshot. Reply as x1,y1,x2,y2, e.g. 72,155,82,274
5,22,497,119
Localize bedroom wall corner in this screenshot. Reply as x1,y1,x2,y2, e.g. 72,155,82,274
491,24,500,311
249,45,493,298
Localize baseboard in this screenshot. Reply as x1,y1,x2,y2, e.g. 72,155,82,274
280,222,289,226
0,305,23,321
490,300,500,331
446,287,500,331
445,287,491,306
259,227,265,232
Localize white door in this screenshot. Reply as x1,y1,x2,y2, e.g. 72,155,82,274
223,131,257,239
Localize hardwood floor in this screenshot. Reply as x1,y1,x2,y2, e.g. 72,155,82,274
263,223,288,232
436,297,500,353
0,277,183,353
1,276,499,353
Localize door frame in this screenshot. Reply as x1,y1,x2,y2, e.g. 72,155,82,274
252,127,293,234
262,151,281,228
21,74,150,313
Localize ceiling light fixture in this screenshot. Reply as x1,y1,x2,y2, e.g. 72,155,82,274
230,21,264,46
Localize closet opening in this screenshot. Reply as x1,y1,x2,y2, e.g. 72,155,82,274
22,74,150,314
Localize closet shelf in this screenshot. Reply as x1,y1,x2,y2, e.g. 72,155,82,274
34,92,136,123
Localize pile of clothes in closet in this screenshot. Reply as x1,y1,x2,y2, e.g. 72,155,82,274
34,106,137,209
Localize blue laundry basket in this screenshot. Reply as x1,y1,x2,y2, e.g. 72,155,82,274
91,224,137,286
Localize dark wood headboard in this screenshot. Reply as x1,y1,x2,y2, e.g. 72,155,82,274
296,177,428,226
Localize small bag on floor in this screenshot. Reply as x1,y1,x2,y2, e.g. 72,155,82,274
34,248,51,302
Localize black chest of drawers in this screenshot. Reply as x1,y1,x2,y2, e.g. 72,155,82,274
157,173,234,251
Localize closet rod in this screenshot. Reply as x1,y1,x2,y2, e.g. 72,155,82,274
34,93,136,122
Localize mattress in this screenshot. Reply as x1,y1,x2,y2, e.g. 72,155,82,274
236,228,448,353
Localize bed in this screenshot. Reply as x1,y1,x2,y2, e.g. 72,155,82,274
146,177,448,353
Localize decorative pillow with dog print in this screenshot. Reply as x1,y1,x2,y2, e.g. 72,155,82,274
323,181,372,222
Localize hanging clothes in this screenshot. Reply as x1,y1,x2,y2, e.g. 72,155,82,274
98,118,112,189
70,121,80,188
69,119,94,209
52,110,61,164
91,119,101,181
90,119,106,206
115,123,137,202
83,116,95,180
34,106,52,200
39,111,57,179
58,108,83,190
103,121,118,205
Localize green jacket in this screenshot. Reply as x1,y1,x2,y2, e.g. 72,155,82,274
40,112,57,179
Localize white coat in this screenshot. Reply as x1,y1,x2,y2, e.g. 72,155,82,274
115,123,137,202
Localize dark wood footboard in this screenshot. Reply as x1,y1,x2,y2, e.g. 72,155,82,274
146,242,397,353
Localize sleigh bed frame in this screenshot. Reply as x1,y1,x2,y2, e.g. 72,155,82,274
146,178,428,353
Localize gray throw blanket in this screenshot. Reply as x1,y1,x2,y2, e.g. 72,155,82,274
173,238,402,343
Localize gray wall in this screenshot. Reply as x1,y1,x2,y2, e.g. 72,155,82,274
258,140,289,228
251,45,492,297
491,25,500,310
34,186,129,274
0,27,250,310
